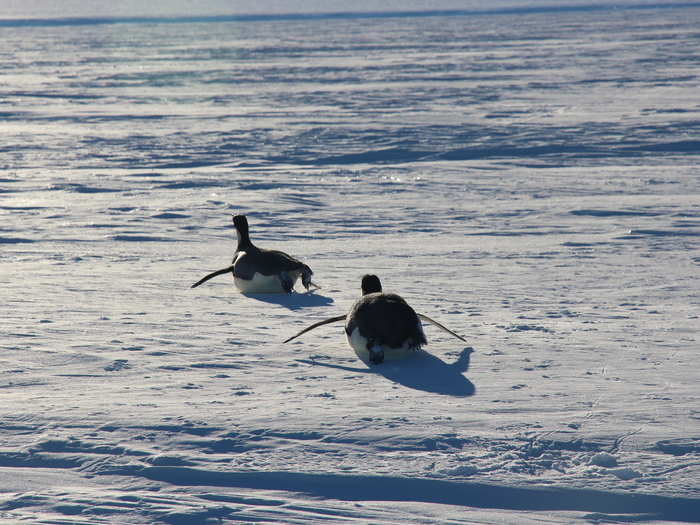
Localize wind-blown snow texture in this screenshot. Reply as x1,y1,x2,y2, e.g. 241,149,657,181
1,2,699,523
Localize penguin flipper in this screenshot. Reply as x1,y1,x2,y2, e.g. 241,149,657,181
191,265,234,288
417,313,467,343
283,315,347,343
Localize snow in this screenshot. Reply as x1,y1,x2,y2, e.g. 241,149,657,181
1,2,699,523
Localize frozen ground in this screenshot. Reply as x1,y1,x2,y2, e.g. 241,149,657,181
1,2,699,523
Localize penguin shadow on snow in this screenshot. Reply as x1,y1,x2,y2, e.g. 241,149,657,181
243,291,334,311
297,346,476,397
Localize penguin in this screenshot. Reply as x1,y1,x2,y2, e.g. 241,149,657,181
283,274,466,364
191,214,316,294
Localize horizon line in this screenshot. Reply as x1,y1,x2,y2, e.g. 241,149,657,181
2,2,700,28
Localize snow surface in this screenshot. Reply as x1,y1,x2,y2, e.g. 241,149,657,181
1,2,699,523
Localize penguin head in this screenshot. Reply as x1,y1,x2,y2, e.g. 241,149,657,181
232,214,249,232
361,274,382,295
232,214,250,244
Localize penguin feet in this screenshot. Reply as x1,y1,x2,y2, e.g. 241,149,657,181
368,347,385,365
280,271,295,294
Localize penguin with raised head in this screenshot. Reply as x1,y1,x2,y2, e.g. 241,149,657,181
191,214,316,294
284,274,466,364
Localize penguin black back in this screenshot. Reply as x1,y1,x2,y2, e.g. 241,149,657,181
346,275,427,353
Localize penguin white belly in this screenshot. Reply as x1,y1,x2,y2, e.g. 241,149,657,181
346,327,419,362
234,272,286,294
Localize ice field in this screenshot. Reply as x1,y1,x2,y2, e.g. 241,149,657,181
1,1,699,523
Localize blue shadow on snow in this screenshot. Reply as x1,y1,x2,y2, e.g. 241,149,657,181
244,291,334,311
137,466,700,523
297,346,475,397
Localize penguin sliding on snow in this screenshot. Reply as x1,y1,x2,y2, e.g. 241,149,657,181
191,214,317,294
283,274,466,364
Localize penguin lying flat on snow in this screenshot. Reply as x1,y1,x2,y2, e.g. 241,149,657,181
284,274,466,364
191,214,316,294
